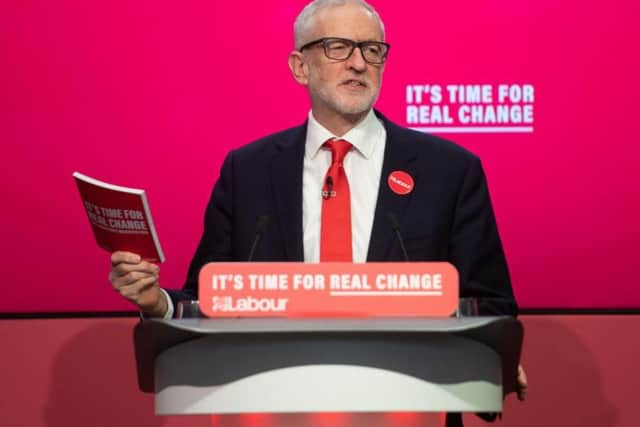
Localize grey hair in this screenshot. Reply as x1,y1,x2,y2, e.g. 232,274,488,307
293,0,386,49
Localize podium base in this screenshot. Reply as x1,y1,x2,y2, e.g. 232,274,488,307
154,332,502,414
208,412,445,427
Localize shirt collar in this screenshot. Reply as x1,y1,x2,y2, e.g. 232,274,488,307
305,109,384,160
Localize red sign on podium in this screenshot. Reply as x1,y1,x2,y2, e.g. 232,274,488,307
198,262,458,318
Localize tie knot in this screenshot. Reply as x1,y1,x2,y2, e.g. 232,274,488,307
325,139,352,165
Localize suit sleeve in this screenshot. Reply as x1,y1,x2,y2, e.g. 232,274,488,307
449,156,518,316
166,151,235,305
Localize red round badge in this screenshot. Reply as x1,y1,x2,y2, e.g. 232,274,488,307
388,171,414,195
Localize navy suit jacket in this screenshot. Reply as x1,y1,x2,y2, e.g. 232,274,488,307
168,111,517,317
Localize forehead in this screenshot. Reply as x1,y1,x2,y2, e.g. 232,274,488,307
307,3,383,41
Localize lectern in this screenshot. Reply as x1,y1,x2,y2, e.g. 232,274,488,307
134,317,522,415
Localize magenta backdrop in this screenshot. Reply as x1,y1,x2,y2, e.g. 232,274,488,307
1,0,638,312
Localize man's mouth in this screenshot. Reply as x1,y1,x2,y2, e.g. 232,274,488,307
342,79,368,89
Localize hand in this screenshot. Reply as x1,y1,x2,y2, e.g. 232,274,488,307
109,251,167,317
517,364,528,401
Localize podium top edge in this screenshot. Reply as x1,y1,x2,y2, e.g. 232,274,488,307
145,316,517,335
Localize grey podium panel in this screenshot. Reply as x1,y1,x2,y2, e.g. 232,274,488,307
134,317,522,415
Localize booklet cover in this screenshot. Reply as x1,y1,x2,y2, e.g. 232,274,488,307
73,172,165,262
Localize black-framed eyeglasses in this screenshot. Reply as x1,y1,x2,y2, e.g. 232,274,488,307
299,37,390,65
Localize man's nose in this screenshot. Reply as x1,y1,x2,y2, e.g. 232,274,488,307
346,46,368,71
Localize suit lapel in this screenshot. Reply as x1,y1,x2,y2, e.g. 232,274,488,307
270,124,307,261
367,116,419,261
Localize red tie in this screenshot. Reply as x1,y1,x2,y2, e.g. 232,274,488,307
320,139,353,262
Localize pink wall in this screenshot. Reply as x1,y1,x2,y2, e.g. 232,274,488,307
1,1,639,312
1,315,638,426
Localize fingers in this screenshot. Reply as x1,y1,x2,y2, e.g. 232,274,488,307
110,267,162,309
517,364,528,401
110,262,159,285
109,251,159,297
118,275,158,302
110,252,158,283
111,251,141,265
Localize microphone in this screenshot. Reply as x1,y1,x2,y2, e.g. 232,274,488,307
323,176,334,200
247,215,270,261
387,212,409,261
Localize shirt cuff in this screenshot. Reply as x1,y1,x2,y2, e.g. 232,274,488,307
159,288,175,319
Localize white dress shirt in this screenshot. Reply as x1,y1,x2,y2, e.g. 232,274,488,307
302,109,387,263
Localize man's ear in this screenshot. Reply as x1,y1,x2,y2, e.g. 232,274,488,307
288,51,309,86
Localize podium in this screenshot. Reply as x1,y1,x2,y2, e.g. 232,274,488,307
134,316,522,415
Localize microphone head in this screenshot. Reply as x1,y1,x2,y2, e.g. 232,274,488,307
387,212,409,262
386,212,401,231
255,215,270,234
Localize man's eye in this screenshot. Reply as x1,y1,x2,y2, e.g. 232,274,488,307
327,42,350,51
329,46,349,52
365,45,382,55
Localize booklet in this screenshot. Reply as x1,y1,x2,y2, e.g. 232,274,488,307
73,172,165,262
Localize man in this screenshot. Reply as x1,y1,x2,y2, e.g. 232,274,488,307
109,0,526,424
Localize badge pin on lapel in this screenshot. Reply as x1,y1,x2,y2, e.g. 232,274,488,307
388,171,414,195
